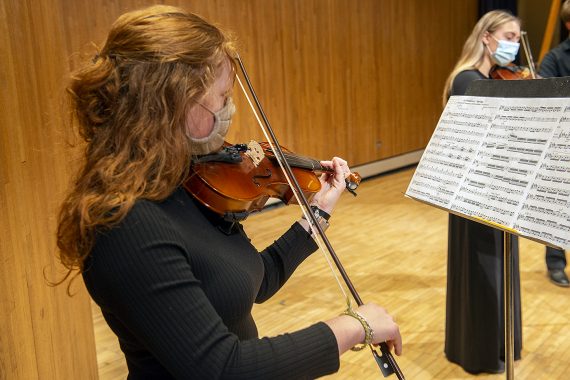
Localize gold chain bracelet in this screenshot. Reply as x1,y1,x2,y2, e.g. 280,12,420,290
342,306,374,351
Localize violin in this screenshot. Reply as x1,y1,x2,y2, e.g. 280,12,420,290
184,141,361,221
489,64,533,80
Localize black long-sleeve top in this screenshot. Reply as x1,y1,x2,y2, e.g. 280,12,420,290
538,38,570,78
450,69,487,97
82,187,339,379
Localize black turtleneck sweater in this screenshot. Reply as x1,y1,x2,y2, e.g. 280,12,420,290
82,187,339,379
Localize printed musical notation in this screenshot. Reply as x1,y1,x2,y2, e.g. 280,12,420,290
406,96,570,250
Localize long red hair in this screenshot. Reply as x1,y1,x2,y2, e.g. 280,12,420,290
57,5,236,280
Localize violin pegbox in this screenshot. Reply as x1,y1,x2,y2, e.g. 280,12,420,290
245,140,265,167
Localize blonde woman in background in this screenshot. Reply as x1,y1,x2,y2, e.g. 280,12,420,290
442,10,523,374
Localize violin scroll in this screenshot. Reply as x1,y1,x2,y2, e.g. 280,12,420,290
345,172,361,196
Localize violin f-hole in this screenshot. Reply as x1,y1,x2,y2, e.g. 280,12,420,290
252,169,272,187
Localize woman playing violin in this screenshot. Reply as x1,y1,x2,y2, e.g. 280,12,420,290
57,5,401,379
442,10,522,374
443,10,521,101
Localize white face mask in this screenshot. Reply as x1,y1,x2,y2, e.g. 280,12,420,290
189,97,236,155
488,35,520,66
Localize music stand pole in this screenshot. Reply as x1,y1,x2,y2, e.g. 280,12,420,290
504,231,514,380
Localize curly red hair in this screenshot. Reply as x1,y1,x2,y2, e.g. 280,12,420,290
57,5,236,279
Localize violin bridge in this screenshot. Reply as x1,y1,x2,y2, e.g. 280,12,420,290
245,140,265,167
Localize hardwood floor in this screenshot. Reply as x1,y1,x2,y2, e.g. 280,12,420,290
91,166,570,379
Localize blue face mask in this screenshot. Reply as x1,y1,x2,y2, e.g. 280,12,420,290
488,35,520,66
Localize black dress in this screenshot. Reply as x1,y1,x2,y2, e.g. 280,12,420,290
82,187,339,379
444,70,522,374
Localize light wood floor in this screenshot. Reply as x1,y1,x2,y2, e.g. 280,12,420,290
92,166,570,379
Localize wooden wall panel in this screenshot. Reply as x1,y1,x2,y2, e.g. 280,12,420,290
205,0,479,164
59,0,478,165
0,0,99,378
0,0,476,378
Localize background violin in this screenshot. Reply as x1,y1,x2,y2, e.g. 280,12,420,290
489,63,534,80
184,141,361,221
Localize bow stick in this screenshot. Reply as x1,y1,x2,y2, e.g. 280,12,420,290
235,54,405,380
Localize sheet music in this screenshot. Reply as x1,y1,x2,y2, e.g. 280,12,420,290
406,96,570,250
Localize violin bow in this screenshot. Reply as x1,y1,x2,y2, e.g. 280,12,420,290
520,31,536,79
234,54,405,380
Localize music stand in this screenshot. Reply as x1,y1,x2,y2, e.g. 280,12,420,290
466,77,570,380
407,77,570,380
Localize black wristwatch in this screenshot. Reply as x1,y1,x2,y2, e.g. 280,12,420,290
302,205,330,233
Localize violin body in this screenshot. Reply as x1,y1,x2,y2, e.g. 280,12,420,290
185,141,323,219
489,64,533,80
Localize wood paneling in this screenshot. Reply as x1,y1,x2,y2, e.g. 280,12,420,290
57,0,479,165
216,0,479,164
0,0,98,378
0,0,477,378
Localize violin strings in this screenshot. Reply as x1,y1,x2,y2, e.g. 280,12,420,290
235,73,349,303
279,152,323,171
